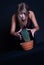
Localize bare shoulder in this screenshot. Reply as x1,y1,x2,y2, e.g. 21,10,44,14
28,10,35,19
29,10,35,15
12,14,16,18
11,14,16,23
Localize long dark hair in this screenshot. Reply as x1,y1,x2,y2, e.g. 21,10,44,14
17,2,29,15
16,2,30,28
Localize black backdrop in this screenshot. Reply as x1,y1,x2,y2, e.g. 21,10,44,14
0,0,44,52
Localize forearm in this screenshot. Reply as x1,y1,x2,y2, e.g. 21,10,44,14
27,26,39,32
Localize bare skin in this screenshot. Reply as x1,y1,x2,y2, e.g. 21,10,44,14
10,10,39,50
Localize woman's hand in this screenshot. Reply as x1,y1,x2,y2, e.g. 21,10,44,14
14,29,22,40
30,29,36,37
26,28,36,37
15,32,22,40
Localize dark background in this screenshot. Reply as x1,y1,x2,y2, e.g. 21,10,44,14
0,0,44,64
0,0,44,52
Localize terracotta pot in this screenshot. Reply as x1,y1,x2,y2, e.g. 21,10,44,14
20,40,34,51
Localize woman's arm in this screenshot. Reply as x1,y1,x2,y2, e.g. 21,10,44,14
10,14,16,35
28,11,39,37
10,14,22,39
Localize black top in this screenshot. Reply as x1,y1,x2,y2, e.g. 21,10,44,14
15,14,34,43
15,14,34,32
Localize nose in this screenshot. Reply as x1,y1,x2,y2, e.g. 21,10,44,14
22,14,25,17
20,14,25,18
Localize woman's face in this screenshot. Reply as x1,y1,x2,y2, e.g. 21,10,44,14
19,13,26,21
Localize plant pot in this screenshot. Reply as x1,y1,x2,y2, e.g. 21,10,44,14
20,40,34,51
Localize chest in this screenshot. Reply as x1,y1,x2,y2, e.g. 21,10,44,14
15,16,34,32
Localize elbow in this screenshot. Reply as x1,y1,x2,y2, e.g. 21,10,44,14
38,25,40,30
35,26,40,31
10,30,14,35
36,26,40,31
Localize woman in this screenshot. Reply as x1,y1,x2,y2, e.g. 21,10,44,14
10,2,39,51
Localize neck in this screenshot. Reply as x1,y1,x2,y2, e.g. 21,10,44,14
23,20,27,26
